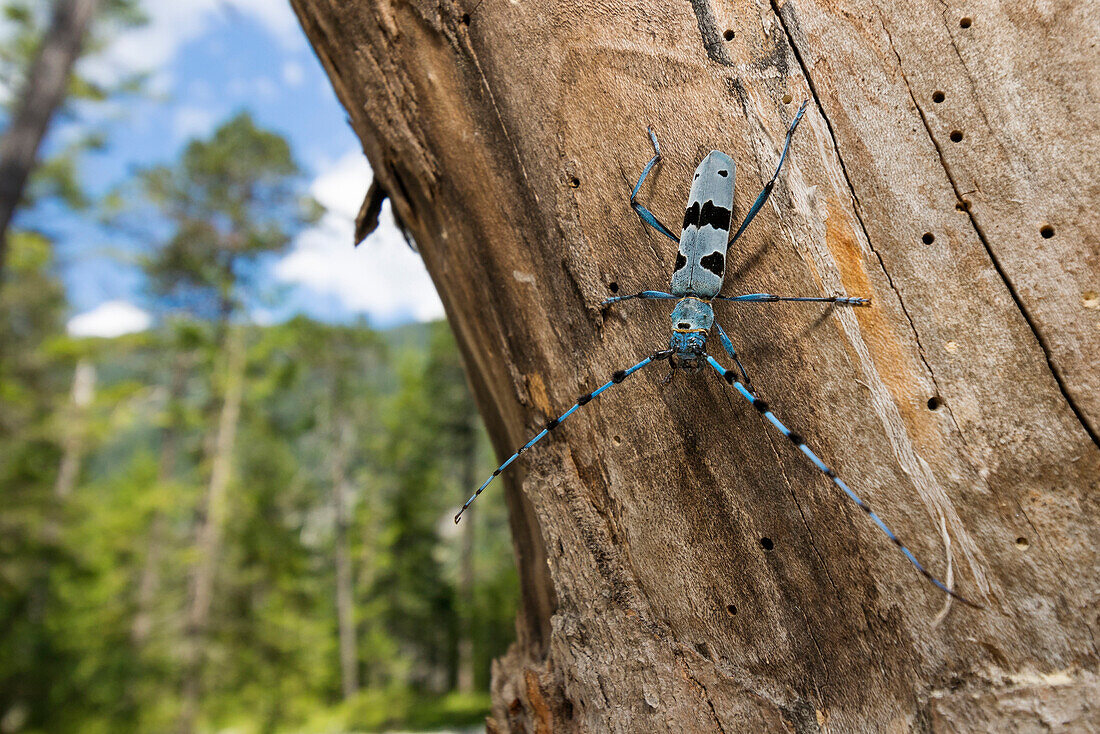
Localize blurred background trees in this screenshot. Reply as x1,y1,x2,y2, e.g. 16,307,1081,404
0,2,516,732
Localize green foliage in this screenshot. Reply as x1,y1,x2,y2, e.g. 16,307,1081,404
0,312,517,733
0,79,515,733
322,688,491,732
135,113,318,319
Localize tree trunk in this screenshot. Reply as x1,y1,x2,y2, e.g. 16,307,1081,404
53,358,95,500
456,411,478,694
330,412,360,700
0,0,99,275
132,351,189,647
179,327,246,734
292,1,1099,730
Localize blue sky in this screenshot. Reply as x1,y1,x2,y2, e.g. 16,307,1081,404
18,0,442,337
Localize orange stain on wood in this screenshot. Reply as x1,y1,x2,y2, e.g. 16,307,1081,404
524,669,554,734
823,201,939,446
527,372,552,416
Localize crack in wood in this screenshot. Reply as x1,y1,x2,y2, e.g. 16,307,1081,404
872,7,1099,449
688,0,734,66
767,0,988,599
766,1,950,424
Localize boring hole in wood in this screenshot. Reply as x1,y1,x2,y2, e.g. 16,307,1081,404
608,281,619,293
922,232,935,245
460,12,470,25
960,16,972,28
760,537,774,551
612,435,622,446
568,176,580,188
1015,536,1030,550
956,200,970,211
927,396,943,411
950,130,964,143
932,90,945,103
1040,225,1055,239
726,604,737,616
724,29,735,41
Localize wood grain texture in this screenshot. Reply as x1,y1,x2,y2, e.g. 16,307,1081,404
291,0,1099,730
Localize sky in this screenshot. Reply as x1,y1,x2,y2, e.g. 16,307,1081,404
18,0,443,337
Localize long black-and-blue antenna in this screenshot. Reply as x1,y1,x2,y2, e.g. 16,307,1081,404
455,349,672,523
703,353,981,608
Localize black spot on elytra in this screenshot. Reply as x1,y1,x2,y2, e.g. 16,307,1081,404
699,201,732,230
677,322,690,329
686,201,733,231
674,252,687,271
683,202,700,229
700,251,725,277
718,169,728,177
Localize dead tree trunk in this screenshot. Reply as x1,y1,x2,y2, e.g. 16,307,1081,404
0,0,99,276
456,409,479,694
133,351,189,647
53,358,95,500
330,412,360,699
292,1,1099,730
179,326,246,734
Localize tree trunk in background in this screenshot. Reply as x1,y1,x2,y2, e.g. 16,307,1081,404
330,412,360,700
292,1,1099,730
133,352,189,647
53,358,95,500
456,412,478,694
0,0,99,277
179,327,245,734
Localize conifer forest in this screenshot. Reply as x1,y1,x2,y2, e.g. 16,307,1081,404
1,2,513,732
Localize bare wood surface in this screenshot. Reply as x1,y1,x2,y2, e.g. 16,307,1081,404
292,0,1099,730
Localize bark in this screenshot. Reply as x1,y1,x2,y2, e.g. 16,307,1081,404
179,327,246,734
292,1,1100,730
0,0,99,276
330,412,360,699
53,358,95,500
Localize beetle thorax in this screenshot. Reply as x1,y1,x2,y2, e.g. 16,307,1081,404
669,297,713,360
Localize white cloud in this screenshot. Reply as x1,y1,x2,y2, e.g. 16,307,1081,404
254,76,279,100
79,0,303,87
68,301,152,338
274,152,444,325
310,151,371,219
172,105,217,141
282,61,305,87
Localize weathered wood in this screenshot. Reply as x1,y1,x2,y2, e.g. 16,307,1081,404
292,0,1099,730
